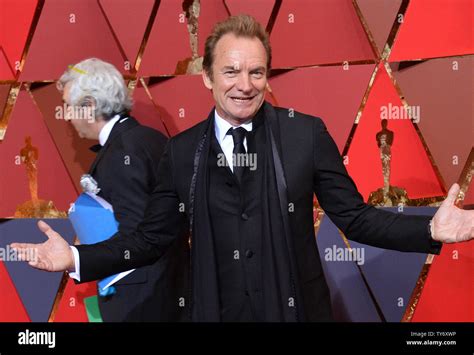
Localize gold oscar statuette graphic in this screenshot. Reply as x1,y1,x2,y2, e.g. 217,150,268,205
14,136,67,218
368,119,410,206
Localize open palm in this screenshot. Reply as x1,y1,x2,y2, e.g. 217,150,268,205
11,220,74,272
432,184,474,243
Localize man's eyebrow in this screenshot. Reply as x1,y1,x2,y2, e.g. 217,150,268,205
249,66,266,72
220,65,267,72
221,66,240,71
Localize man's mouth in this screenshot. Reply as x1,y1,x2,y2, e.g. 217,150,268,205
230,95,256,103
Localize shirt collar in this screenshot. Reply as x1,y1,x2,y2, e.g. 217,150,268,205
214,110,253,145
98,114,122,146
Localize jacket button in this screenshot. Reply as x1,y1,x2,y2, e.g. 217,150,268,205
241,213,249,220
245,249,254,258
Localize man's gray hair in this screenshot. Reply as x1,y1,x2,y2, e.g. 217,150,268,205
57,58,132,120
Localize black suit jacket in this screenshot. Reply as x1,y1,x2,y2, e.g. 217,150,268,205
76,104,441,321
85,116,188,321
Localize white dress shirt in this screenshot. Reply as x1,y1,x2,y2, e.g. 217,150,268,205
214,110,252,172
98,114,126,146
69,111,253,280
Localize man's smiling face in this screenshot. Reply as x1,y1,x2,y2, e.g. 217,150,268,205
202,33,268,125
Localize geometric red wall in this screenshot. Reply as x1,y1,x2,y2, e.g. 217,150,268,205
1,0,472,322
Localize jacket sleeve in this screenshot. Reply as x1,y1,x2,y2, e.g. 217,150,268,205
76,141,187,282
311,117,441,254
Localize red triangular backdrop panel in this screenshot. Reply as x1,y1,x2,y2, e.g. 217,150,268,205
53,279,98,322
346,64,445,200
390,0,474,61
0,0,37,79
0,261,30,322
20,0,128,81
412,243,474,322
268,64,375,153
0,90,78,217
145,75,215,137
98,0,154,66
138,0,192,76
224,0,275,29
392,57,473,188
356,0,402,55
270,0,374,68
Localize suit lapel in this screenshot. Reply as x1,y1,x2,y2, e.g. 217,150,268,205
88,117,139,175
263,102,296,195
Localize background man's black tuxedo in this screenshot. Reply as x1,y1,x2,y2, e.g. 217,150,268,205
76,103,441,321
86,116,188,321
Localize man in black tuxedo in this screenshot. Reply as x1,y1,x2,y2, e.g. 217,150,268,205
55,58,188,321
13,16,474,322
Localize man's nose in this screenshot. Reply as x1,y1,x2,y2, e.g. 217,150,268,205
235,73,253,93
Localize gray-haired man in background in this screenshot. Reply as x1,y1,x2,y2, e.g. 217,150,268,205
55,58,188,321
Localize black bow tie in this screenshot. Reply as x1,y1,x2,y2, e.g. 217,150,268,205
89,144,102,153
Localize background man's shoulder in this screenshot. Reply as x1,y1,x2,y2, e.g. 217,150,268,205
119,123,168,153
125,123,167,143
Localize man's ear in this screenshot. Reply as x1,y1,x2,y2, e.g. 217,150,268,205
79,95,96,108
202,70,213,90
79,95,98,123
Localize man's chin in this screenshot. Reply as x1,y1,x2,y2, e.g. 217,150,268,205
230,105,261,120
233,110,258,122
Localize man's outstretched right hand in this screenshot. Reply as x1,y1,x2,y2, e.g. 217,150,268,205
11,220,74,272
